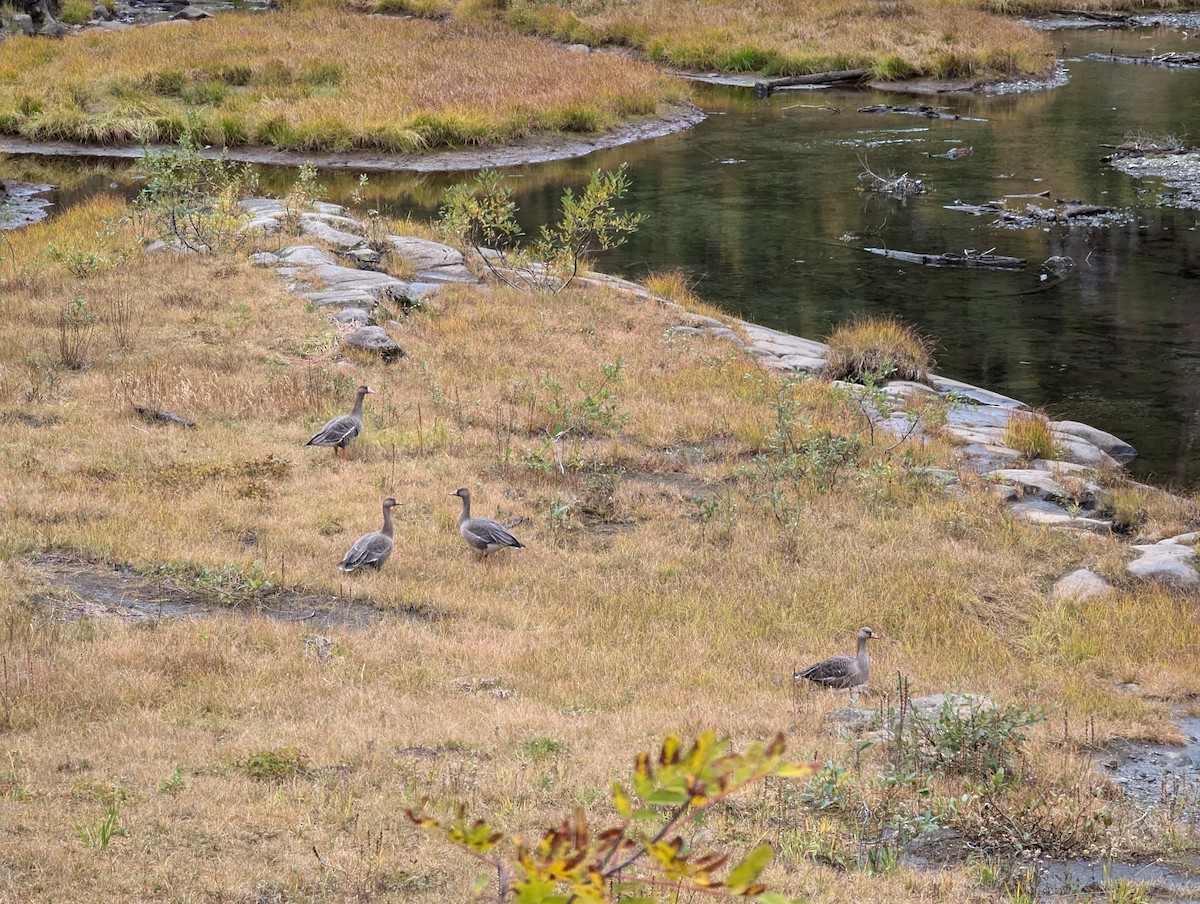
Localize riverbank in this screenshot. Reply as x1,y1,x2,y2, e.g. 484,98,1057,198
2,186,1200,901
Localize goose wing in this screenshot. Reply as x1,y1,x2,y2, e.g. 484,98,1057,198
338,532,394,571
794,654,857,688
307,414,362,447
462,517,524,551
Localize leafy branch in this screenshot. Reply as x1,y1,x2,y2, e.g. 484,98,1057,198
409,732,815,904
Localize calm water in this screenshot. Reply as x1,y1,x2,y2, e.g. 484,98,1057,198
8,25,1200,483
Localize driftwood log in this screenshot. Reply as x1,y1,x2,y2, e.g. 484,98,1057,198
864,247,1026,270
1086,52,1200,68
753,68,868,96
858,104,987,122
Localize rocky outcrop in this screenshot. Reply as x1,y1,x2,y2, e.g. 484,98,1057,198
1126,536,1199,590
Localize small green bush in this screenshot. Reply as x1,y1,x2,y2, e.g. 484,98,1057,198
58,0,94,25
244,747,310,780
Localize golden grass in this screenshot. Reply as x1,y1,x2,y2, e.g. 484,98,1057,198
492,0,1054,79
1003,408,1060,461
0,11,687,152
824,315,932,384
2,198,1200,899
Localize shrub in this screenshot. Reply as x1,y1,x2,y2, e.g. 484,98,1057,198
1003,409,1060,461
824,315,932,384
244,747,310,780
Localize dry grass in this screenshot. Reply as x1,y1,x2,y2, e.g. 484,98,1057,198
824,315,932,383
0,11,686,152
1003,408,1061,461
488,0,1054,79
2,198,1200,900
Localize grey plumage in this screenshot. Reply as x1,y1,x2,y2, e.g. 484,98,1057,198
452,487,524,556
794,627,878,689
307,385,372,459
338,497,399,572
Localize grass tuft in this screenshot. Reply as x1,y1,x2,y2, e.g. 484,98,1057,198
1003,409,1060,461
824,315,932,384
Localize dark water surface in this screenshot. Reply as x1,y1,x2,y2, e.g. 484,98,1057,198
8,25,1200,482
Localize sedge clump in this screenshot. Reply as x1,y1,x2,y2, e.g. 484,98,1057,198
824,315,932,384
1003,409,1061,461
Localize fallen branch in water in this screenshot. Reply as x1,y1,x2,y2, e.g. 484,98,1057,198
864,247,1026,270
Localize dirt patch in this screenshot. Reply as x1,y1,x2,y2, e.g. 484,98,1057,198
0,104,704,174
21,552,438,629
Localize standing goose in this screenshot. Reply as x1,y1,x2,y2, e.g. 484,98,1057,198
338,497,400,572
451,487,525,557
306,385,372,460
793,627,879,689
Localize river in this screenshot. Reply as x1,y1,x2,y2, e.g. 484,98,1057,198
4,22,1199,483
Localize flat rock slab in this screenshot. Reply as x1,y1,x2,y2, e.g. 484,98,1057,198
929,375,1029,409
988,468,1069,500
249,251,280,266
760,354,826,374
1010,500,1112,534
306,264,412,300
1052,419,1137,463
302,288,378,309
884,380,939,400
278,246,338,267
240,199,284,215
956,443,1024,472
301,219,368,250
1052,568,1115,601
333,308,372,327
1054,434,1119,469
1127,546,1200,589
946,405,1014,430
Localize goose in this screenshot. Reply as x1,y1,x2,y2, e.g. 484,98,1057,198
793,627,879,689
306,385,372,460
451,487,524,557
338,497,399,572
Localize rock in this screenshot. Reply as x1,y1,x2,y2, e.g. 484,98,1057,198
1030,458,1092,475
238,216,281,234
1161,532,1200,546
38,19,67,35
1126,548,1200,589
240,198,284,215
1051,420,1137,464
987,468,1070,500
760,354,826,374
300,218,367,250
340,247,382,267
908,693,996,721
343,326,403,361
827,706,877,733
928,375,1028,409
302,212,366,230
944,424,1007,446
302,288,378,309
172,5,210,18
95,20,131,30
307,263,436,305
566,43,591,53
387,236,476,282
333,308,371,327
312,201,345,216
1053,433,1120,469
884,380,939,400
249,252,280,267
92,4,112,19
1051,568,1114,601
277,245,338,267
956,443,1023,472
1010,500,1112,534
945,405,1014,430
11,13,34,33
